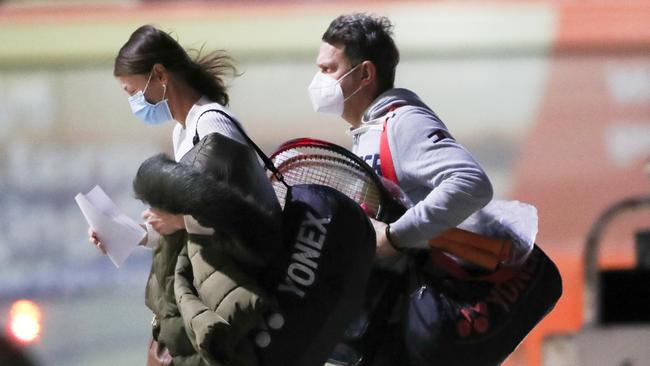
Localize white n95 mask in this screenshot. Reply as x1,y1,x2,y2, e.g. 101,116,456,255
307,64,362,116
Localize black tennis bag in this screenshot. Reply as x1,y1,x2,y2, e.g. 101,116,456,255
256,183,375,366
198,113,377,366
135,108,376,366
405,245,562,366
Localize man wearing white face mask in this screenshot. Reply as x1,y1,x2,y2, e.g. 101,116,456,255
309,13,491,366
309,13,493,275
312,13,561,366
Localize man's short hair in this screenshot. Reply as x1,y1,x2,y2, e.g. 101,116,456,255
322,13,400,93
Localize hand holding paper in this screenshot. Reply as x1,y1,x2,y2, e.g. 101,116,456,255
75,185,146,268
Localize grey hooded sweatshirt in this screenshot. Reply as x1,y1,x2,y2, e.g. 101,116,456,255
350,88,493,249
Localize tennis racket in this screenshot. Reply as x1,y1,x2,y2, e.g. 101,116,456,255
269,138,511,270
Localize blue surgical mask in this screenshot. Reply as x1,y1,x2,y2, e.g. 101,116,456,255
128,70,173,125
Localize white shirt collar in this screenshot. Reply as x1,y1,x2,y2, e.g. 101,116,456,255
183,96,213,131
346,111,395,137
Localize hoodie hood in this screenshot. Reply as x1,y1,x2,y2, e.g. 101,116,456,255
361,88,432,123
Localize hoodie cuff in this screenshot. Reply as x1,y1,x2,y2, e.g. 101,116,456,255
388,217,431,250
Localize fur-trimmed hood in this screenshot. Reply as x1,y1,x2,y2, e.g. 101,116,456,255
133,132,282,268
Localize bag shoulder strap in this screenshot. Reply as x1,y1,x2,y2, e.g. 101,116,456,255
379,106,452,183
380,118,399,184
378,105,402,184
193,109,288,187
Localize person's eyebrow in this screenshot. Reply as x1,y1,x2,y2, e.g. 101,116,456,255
318,60,334,71
123,84,137,95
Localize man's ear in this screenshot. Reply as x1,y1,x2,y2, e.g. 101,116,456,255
360,60,376,87
152,63,168,85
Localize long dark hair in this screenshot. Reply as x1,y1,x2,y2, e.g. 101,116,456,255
114,25,237,106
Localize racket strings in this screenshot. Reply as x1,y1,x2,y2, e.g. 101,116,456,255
275,159,380,204
270,151,382,215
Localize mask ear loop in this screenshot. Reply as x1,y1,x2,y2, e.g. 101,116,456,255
143,68,168,103
142,69,155,95
343,83,364,102
342,63,365,102
336,63,362,83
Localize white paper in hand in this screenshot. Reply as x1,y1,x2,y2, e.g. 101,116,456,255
75,185,146,268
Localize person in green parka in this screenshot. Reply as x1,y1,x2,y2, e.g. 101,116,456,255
88,25,283,366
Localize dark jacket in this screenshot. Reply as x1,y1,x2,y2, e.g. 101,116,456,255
145,231,207,366
174,235,272,366
134,132,283,365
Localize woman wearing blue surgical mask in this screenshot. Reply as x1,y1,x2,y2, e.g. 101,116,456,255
110,24,246,241
88,25,283,366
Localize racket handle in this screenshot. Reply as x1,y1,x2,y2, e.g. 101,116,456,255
428,237,500,270
436,228,511,261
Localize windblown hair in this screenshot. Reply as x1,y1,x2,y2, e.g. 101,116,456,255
322,13,400,94
114,25,237,106
132,153,281,266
